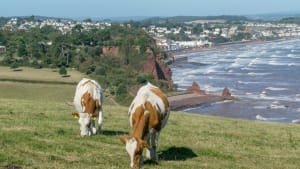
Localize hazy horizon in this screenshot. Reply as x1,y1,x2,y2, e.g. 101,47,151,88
1,0,300,19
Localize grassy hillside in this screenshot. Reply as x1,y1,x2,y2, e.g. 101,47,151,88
1,68,300,169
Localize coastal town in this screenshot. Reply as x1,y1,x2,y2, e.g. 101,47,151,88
1,16,300,53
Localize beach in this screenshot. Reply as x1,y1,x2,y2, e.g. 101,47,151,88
168,93,235,111
169,37,300,123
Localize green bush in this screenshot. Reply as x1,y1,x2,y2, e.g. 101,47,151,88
137,73,154,84
59,66,67,75
10,62,19,69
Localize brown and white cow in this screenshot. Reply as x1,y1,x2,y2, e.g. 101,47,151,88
119,82,170,168
72,78,103,136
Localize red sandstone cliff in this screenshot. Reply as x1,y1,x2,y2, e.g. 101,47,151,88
142,56,174,89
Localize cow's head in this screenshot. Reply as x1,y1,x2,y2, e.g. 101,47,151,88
72,112,93,136
119,136,149,168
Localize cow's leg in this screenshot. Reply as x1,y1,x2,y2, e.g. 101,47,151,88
91,120,96,135
146,129,158,161
144,133,151,159
97,108,103,134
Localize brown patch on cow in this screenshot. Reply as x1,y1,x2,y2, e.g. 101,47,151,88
131,105,146,138
144,101,161,131
130,101,164,139
150,88,169,119
119,136,129,144
132,137,149,167
95,99,100,109
81,92,96,114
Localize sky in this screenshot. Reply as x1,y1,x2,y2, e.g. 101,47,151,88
1,0,300,19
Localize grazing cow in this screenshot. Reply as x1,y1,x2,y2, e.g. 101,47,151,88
72,78,103,136
119,82,170,168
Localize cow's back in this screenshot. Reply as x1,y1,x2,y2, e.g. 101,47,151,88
128,83,170,129
74,78,102,113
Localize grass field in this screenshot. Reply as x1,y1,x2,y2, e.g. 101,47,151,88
1,67,300,169
0,66,85,84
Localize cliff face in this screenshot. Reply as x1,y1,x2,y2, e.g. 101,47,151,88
143,56,174,89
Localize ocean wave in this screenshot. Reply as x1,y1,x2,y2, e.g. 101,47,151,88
292,119,300,123
201,84,224,92
287,54,297,58
248,58,262,66
204,68,217,74
256,114,287,121
265,87,288,91
258,93,297,102
253,106,266,109
238,80,262,84
268,60,286,66
231,58,253,68
247,72,272,76
268,104,287,109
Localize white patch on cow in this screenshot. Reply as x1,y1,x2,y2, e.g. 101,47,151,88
78,112,91,136
125,137,138,168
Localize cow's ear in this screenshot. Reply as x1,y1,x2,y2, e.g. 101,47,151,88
119,136,129,144
72,112,79,118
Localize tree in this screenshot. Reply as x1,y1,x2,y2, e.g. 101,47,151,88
72,24,84,33
18,40,27,57
59,66,67,75
192,24,203,35
83,18,92,22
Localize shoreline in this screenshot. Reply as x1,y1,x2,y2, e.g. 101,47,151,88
168,36,300,57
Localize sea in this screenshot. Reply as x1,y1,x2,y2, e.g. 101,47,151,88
171,38,300,123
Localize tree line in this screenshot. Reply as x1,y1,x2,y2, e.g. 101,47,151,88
0,23,167,105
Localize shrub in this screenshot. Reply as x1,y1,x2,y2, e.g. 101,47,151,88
10,62,19,69
137,73,154,84
59,66,67,75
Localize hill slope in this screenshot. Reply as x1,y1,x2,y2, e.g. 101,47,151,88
0,69,300,168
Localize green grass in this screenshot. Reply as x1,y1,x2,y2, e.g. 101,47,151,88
0,66,85,84
1,68,300,168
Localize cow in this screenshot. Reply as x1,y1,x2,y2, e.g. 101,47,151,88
119,82,170,168
72,78,103,136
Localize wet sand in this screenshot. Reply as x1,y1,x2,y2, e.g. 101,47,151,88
168,93,238,111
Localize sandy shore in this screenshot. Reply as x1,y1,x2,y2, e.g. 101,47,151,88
168,93,238,111
169,37,298,56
